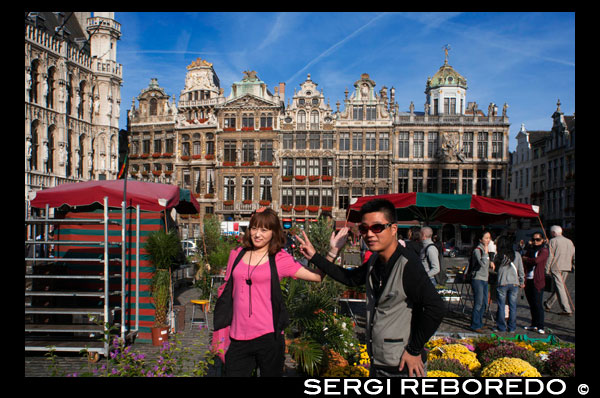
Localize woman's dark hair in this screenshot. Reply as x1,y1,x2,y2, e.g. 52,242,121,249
494,235,516,264
359,199,397,223
474,230,491,246
241,208,286,255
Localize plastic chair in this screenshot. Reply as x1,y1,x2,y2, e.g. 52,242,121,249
190,299,210,330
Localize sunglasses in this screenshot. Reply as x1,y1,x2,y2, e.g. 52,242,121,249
533,238,543,242
358,223,393,235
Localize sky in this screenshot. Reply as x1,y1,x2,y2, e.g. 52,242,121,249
114,12,575,151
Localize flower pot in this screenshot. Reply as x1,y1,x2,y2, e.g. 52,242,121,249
151,326,169,346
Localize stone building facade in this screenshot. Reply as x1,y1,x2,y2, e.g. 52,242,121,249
127,55,511,241
25,12,123,211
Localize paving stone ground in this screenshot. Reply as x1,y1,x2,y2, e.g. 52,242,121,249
25,256,575,377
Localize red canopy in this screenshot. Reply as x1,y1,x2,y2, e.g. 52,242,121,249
30,179,200,214
348,192,539,225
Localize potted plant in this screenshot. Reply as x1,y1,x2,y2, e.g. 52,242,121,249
146,229,181,345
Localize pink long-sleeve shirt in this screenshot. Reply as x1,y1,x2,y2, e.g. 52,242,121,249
226,247,302,340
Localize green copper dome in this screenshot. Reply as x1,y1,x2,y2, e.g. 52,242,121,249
426,60,467,91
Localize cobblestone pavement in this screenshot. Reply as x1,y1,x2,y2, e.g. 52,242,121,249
25,256,575,377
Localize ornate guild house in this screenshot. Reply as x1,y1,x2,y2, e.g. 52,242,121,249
127,52,511,241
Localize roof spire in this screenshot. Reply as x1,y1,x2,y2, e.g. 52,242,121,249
443,44,451,65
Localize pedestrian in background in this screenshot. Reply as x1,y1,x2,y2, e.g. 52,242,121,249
544,226,575,316
492,235,525,333
523,232,548,334
420,227,440,285
469,231,495,333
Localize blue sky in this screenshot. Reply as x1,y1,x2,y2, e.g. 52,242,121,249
115,12,575,151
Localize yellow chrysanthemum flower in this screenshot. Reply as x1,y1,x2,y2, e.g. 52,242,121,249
428,344,481,371
480,357,541,377
428,370,459,377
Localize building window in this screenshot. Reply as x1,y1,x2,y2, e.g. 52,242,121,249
322,188,333,207
225,176,236,201
339,159,349,178
224,140,236,162
308,158,319,176
442,169,459,194
398,169,409,193
260,140,273,162
351,159,362,179
295,188,306,205
462,132,473,158
353,106,364,120
338,187,349,210
309,188,320,206
296,133,306,150
444,97,457,115
378,159,389,179
150,98,158,116
428,132,439,158
260,113,273,128
282,188,293,205
242,113,254,129
224,114,236,129
310,111,319,129
413,169,424,192
282,158,293,176
242,140,254,162
366,106,376,120
352,133,363,151
206,134,214,155
462,169,473,194
398,132,409,158
379,133,389,151
366,133,376,151
261,176,272,201
207,168,215,194
491,169,503,198
143,139,151,155
492,132,503,159
477,132,488,159
193,140,201,156
322,158,333,177
427,169,438,193
433,99,439,115
297,111,306,126
295,158,306,176
378,187,389,195
183,169,191,186
413,132,424,159
477,169,488,196
309,133,320,149
339,133,350,151
352,187,362,201
283,133,293,149
323,133,333,149
365,159,376,179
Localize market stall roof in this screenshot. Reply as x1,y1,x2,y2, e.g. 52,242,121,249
348,192,539,226
30,179,200,214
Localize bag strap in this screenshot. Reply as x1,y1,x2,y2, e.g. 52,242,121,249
225,248,247,281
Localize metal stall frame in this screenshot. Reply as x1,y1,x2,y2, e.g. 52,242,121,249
24,197,141,359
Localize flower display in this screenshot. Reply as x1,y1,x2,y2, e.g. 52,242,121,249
322,365,369,377
428,344,481,371
427,370,459,377
479,342,543,372
545,347,575,377
480,357,541,377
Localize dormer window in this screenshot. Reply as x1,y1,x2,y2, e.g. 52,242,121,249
298,98,305,106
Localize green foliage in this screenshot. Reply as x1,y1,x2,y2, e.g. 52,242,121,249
287,338,323,376
146,229,181,270
306,216,335,257
206,238,237,274
201,214,222,257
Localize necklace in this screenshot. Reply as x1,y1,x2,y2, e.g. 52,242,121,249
246,249,268,317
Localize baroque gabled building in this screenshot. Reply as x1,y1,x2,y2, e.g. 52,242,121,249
25,12,123,211
279,74,336,224
216,70,285,227
335,73,394,214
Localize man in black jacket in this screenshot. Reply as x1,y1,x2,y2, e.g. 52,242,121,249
297,199,446,377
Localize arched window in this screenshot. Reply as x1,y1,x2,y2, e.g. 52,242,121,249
29,60,40,104
181,134,190,156
310,111,319,129
297,110,306,126
30,121,39,171
46,67,55,109
47,126,55,173
149,98,158,116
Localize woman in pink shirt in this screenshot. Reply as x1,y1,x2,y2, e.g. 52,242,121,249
221,208,331,377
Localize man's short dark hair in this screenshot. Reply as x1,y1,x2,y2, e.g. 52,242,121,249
359,199,397,223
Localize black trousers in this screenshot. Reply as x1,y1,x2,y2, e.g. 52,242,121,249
224,332,285,377
524,279,544,329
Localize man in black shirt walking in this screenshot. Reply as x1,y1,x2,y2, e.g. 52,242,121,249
297,199,446,377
